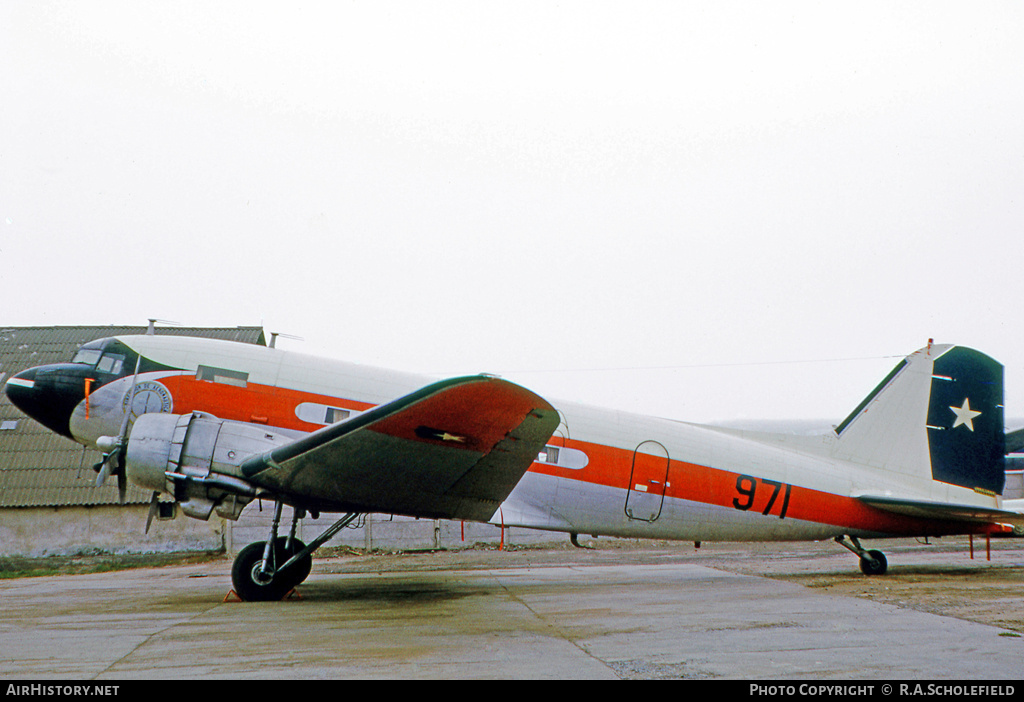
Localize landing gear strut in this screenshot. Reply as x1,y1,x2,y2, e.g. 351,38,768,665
835,535,888,575
230,504,360,601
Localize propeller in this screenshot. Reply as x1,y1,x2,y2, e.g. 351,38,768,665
93,355,143,504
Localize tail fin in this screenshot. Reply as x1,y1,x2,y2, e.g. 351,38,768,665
834,343,1005,495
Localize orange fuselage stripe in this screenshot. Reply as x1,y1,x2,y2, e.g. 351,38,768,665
159,373,981,537
530,438,980,536
159,375,375,431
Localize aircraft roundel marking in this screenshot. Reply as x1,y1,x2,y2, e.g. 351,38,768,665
122,381,173,418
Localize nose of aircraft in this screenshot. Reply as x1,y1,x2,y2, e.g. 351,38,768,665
5,365,87,439
4,367,40,414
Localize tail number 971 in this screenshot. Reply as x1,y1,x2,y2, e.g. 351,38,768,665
732,475,792,519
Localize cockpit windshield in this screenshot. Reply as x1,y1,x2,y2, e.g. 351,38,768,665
69,340,132,377
71,348,103,366
97,353,125,375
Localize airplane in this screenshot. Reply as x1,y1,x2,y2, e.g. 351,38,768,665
6,333,1023,601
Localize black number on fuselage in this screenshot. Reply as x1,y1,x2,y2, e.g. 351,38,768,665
779,482,792,519
761,479,782,515
732,475,757,510
732,475,791,518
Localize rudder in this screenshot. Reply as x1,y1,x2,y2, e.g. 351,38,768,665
925,346,1004,494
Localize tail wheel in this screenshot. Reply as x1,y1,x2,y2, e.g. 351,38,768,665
231,537,313,602
859,549,888,576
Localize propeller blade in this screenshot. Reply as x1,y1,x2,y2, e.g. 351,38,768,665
145,492,160,533
94,445,123,490
94,356,142,493
95,457,112,487
118,356,144,438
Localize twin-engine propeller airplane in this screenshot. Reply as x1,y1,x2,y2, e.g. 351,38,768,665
6,334,1023,600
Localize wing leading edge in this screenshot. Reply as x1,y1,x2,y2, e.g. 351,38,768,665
240,375,560,522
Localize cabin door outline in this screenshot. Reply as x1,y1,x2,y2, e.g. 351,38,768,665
624,440,670,522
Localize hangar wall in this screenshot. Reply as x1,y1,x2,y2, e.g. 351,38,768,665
0,505,224,557
0,504,562,558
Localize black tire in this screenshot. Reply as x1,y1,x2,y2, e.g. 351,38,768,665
231,538,312,601
859,549,888,576
282,538,313,586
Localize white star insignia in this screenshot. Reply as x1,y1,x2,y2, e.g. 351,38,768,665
949,398,982,431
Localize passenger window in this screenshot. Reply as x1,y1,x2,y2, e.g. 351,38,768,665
536,445,588,470
325,407,351,423
538,447,560,464
197,365,249,387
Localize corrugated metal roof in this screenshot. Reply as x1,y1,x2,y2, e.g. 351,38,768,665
0,325,265,508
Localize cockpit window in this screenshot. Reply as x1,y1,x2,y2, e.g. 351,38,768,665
71,349,103,366
97,353,125,375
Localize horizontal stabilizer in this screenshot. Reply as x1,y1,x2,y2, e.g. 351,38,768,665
857,495,1024,526
1005,427,1024,455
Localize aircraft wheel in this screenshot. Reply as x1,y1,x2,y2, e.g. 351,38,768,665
231,538,311,601
859,549,888,576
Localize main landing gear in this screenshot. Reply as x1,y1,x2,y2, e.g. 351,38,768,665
835,535,888,575
230,503,361,601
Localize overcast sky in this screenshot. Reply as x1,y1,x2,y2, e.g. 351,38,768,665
2,2,1022,424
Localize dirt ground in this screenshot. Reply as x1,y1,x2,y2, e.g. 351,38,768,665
721,537,1024,635
3,534,1023,635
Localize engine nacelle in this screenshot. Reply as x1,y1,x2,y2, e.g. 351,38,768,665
125,412,297,521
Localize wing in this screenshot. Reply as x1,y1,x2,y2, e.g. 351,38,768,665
240,375,559,522
857,495,1024,526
